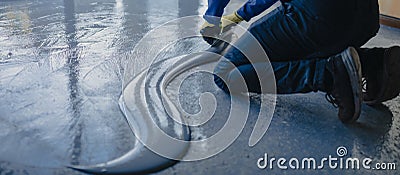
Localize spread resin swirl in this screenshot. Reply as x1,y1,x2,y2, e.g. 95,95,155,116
68,15,276,174
68,39,230,174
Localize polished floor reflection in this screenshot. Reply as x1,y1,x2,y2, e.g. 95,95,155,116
0,0,202,174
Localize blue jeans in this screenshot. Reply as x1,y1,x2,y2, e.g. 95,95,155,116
214,0,380,94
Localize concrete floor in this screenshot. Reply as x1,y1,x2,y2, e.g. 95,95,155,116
0,0,399,174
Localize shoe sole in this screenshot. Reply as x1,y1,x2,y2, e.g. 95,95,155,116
341,47,362,123
364,46,400,105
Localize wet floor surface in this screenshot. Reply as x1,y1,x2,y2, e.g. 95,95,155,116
0,0,205,174
0,0,400,174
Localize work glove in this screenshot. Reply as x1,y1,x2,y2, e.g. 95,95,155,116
200,12,243,45
220,12,244,33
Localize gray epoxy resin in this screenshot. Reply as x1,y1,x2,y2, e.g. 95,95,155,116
68,41,230,174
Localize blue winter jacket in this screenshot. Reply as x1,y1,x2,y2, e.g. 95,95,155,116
204,0,279,24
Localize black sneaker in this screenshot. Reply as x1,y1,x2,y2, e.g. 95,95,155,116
363,46,400,104
325,47,362,123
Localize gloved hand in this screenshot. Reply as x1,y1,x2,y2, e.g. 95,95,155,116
221,12,243,33
200,21,221,45
200,12,243,45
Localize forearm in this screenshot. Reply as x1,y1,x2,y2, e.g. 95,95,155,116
204,0,230,24
203,0,279,24
237,0,279,21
